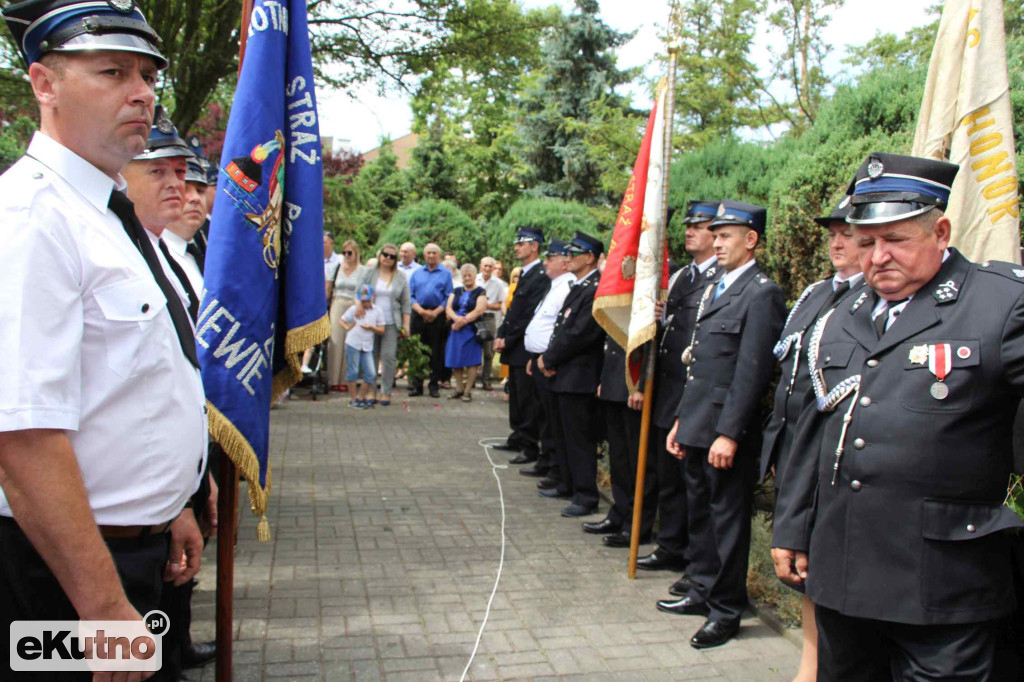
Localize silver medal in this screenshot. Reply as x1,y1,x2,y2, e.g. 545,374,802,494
930,381,949,400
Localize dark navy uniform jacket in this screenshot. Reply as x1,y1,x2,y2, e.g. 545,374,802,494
760,276,866,481
542,270,604,394
653,262,720,430
774,249,1024,625
673,262,786,449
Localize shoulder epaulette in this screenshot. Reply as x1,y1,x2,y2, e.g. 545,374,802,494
977,260,1024,284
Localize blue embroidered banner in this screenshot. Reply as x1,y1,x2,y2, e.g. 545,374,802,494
198,0,328,541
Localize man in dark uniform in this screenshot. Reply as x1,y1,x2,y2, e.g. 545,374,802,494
760,195,864,680
494,226,550,462
588,337,656,547
638,200,721,578
773,152,1024,681
185,135,211,254
538,231,606,517
660,201,786,650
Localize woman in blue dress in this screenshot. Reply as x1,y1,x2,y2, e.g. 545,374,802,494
445,263,489,401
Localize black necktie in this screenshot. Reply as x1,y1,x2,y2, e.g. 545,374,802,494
186,240,205,275
158,239,200,324
107,191,200,368
873,298,907,339
817,279,851,317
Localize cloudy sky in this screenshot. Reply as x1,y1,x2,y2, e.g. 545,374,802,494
318,0,937,153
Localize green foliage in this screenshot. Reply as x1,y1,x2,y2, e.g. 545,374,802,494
324,142,410,251
378,199,484,265
397,333,432,382
487,197,601,265
408,119,459,202
1007,474,1024,521
668,0,768,148
515,0,637,206
0,116,35,174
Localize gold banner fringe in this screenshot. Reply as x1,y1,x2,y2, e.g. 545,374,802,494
208,312,331,543
592,294,633,348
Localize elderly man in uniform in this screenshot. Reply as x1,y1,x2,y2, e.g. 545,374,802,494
0,1,206,678
493,226,550,461
772,152,1024,681
760,195,864,681
538,231,606,518
523,239,575,491
637,201,721,578
125,121,219,675
660,201,786,649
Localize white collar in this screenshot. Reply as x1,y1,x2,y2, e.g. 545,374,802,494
720,258,757,291
551,271,576,287
696,254,718,274
26,132,125,212
833,272,864,290
522,259,542,274
161,229,190,257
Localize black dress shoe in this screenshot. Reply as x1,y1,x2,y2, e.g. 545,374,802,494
519,464,547,477
582,517,620,535
668,574,696,596
603,530,653,547
690,619,740,649
182,640,217,668
656,596,710,617
408,388,424,397
428,387,440,398
537,477,560,489
636,549,688,572
508,453,538,465
561,503,598,518
490,442,521,452
539,487,571,499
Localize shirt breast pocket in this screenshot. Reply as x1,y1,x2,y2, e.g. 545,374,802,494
900,340,978,414
93,277,170,379
707,318,742,356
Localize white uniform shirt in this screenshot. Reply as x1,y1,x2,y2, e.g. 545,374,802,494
162,229,204,302
524,272,576,354
0,132,208,525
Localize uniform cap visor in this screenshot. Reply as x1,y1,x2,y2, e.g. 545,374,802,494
133,144,194,161
50,32,168,69
847,202,936,225
185,170,209,185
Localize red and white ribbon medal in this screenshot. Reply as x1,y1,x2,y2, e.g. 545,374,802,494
928,343,951,400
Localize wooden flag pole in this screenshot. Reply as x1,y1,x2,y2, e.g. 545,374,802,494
215,4,254,680
628,46,678,579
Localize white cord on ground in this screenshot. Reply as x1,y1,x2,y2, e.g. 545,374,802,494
460,438,511,682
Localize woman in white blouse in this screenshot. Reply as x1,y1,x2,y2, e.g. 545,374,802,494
328,240,367,390
359,243,411,405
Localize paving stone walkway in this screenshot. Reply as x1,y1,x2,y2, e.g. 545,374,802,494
187,386,799,681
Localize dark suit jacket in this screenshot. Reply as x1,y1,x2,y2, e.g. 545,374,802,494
542,270,604,394
653,262,721,429
498,260,550,367
759,276,866,481
774,250,1024,625
598,337,649,403
673,262,785,449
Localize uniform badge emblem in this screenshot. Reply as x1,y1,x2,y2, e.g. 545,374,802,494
154,107,174,134
716,203,726,217
850,291,867,312
867,157,884,179
107,0,134,13
957,346,971,359
620,255,636,280
908,345,928,365
1014,269,1024,278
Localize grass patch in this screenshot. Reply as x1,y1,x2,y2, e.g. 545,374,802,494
748,510,803,628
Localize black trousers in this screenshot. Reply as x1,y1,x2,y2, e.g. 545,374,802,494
651,423,689,557
509,364,541,457
531,358,560,477
411,313,449,390
556,392,600,508
815,604,997,681
602,400,656,535
0,516,171,681
682,445,753,626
